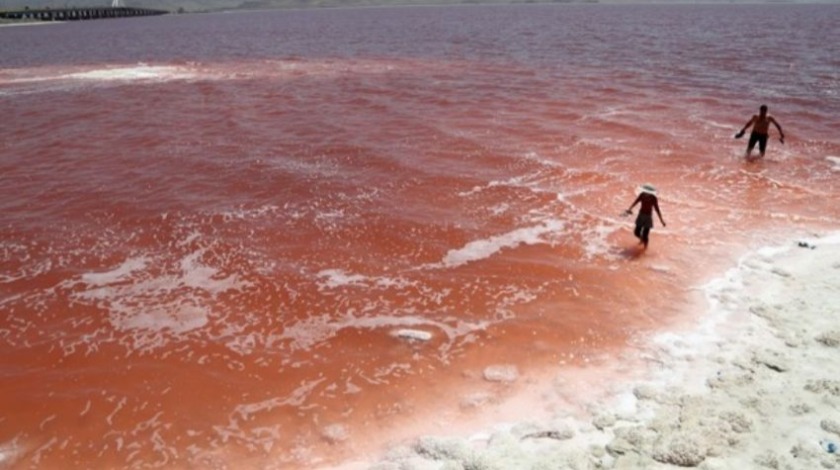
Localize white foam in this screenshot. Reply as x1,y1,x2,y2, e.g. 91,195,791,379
315,268,413,291
455,169,558,198
104,396,127,427
178,250,242,294
702,118,736,131
219,204,280,222
321,424,349,443
521,151,565,168
66,247,251,351
234,379,326,420
30,437,57,465
278,315,338,351
0,440,19,466
457,177,522,197
81,257,148,286
582,220,622,260
1,58,418,92
280,312,487,352
441,220,565,268
315,269,369,289
80,400,91,417
64,65,192,82
0,64,196,97
482,364,519,383
0,242,53,284
827,155,840,171
489,202,510,216
117,304,209,334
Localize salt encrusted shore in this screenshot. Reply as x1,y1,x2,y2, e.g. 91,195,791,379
339,233,840,470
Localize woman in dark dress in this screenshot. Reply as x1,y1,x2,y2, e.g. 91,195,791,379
625,184,666,249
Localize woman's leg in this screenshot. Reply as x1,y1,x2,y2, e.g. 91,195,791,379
641,226,651,247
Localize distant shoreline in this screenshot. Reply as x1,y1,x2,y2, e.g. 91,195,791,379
0,1,827,21
0,20,62,27
183,0,836,15
0,1,606,18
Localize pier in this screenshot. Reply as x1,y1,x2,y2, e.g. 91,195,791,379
0,7,167,22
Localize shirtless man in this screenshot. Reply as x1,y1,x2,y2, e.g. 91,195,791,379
624,184,666,249
735,105,785,159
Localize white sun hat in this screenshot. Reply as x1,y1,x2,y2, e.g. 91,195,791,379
639,183,657,195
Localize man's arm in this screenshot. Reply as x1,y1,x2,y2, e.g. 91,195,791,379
735,115,756,138
770,117,785,143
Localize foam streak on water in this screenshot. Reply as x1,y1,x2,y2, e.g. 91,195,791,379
1,4,839,469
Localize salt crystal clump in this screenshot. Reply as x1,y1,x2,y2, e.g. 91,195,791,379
606,437,638,458
482,365,519,383
820,418,840,437
592,412,617,430
753,452,784,469
652,433,707,467
804,380,840,396
413,436,471,461
720,411,752,433
816,331,840,348
788,402,813,416
771,267,792,278
752,349,789,373
633,384,660,401
392,329,432,342
614,426,654,448
518,419,576,441
548,423,576,440
367,463,401,470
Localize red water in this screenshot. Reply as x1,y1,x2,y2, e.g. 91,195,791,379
1,4,839,468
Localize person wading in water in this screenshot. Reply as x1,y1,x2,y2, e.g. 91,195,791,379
625,184,666,249
735,104,785,159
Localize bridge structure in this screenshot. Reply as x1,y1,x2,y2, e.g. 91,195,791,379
0,3,167,21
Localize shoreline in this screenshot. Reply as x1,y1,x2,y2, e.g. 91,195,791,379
335,232,840,469
0,21,62,28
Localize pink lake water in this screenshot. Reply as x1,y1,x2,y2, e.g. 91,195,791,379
1,4,839,468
